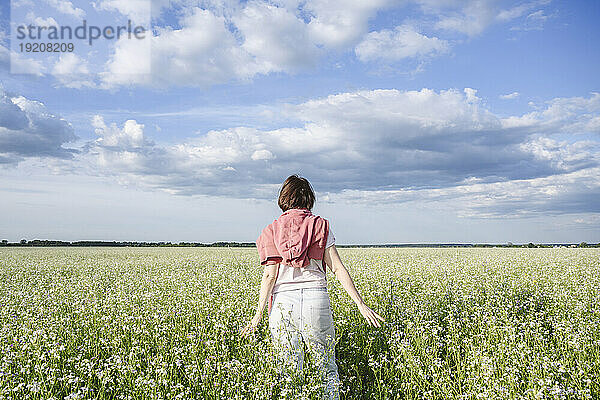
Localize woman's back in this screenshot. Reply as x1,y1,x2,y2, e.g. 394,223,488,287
273,227,335,293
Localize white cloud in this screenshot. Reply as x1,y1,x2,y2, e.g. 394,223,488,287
417,0,552,37
10,0,35,7
3,84,595,218
434,0,497,36
519,137,599,172
502,92,600,134
0,88,77,165
94,0,154,24
99,31,151,86
497,0,550,22
81,88,599,220
88,118,283,196
500,91,520,100
51,53,96,88
52,53,89,75
8,0,558,88
510,9,550,31
325,166,600,218
304,0,390,49
355,24,449,63
99,1,385,88
251,149,275,160
25,12,59,27
527,10,549,22
0,44,46,76
292,87,498,138
233,1,321,72
45,0,86,19
92,115,150,149
101,7,256,88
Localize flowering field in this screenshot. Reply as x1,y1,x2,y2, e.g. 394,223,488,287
1,247,599,399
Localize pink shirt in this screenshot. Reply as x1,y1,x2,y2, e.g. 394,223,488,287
256,208,332,313
273,226,335,294
256,208,329,269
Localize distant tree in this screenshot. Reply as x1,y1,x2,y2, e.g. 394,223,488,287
579,242,588,248
1,239,7,246
506,242,513,247
527,242,536,248
20,239,27,245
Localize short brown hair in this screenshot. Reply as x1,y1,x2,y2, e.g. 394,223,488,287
278,175,316,212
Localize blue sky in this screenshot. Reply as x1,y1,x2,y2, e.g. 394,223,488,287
0,0,599,243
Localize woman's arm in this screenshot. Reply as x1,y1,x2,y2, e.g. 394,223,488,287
324,245,385,327
240,263,278,337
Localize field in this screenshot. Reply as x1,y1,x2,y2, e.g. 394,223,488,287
0,247,599,399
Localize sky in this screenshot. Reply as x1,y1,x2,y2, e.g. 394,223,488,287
0,0,599,244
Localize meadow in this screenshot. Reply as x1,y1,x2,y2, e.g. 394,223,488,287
0,247,598,399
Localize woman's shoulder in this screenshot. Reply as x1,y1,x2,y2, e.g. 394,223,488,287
316,214,332,229
256,219,277,244
311,212,330,222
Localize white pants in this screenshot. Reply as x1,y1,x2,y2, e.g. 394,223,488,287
269,287,341,400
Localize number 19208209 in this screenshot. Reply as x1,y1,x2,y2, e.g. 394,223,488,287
19,42,74,52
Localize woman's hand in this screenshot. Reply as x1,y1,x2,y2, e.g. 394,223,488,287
357,302,385,327
240,314,262,338
241,264,278,338
325,246,385,328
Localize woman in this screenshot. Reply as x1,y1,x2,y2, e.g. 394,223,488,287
241,175,384,400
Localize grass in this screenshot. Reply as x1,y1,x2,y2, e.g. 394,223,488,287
0,247,599,399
